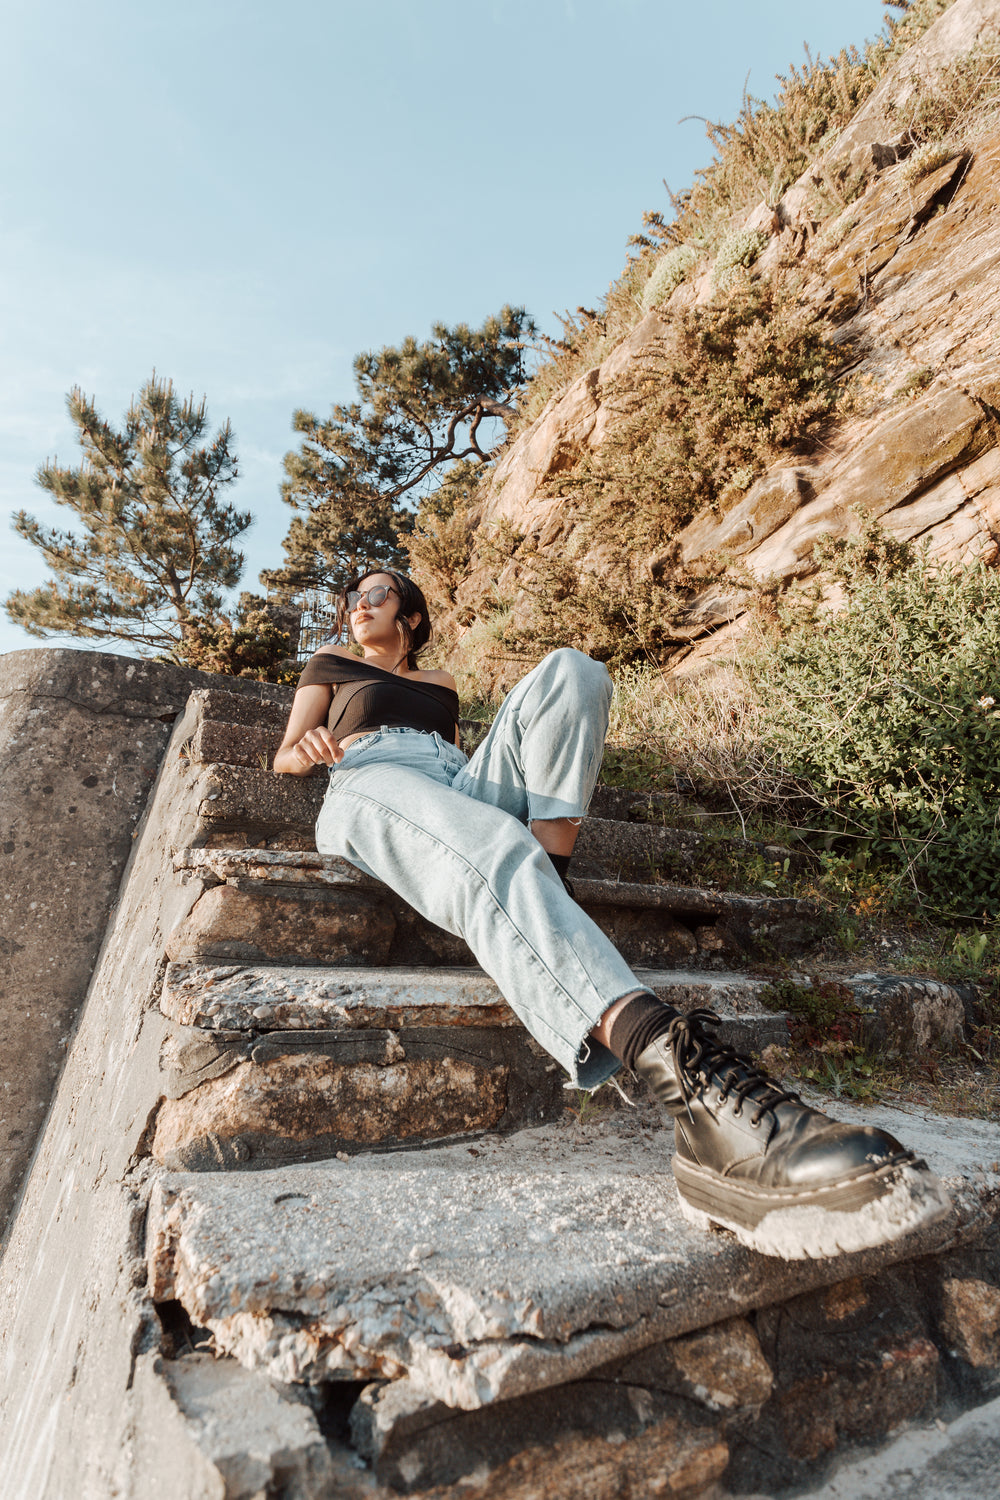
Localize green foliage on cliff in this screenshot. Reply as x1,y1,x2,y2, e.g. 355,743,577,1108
493,551,688,672
517,264,649,430
523,2,954,423
457,2,967,678
750,547,1000,918
660,0,954,248
641,246,698,310
558,274,837,559
711,228,770,289
472,274,838,671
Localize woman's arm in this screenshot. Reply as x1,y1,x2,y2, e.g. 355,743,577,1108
273,684,342,775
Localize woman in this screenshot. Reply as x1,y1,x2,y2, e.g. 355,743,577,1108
275,569,948,1261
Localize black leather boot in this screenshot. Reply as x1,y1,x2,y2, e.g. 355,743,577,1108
634,1009,950,1261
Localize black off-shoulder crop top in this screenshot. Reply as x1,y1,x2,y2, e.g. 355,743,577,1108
296,650,460,743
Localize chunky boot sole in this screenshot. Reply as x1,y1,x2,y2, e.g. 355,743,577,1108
673,1152,951,1261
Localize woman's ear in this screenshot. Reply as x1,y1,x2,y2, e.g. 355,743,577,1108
405,612,422,631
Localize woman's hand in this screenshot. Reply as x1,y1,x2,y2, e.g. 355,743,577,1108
274,726,343,775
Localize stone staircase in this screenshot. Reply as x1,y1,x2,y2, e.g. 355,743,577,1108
5,677,1000,1500
153,689,969,1181
144,687,1000,1496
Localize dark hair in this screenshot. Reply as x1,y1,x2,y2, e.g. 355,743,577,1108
335,570,432,670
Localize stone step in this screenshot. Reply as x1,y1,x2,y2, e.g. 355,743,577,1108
152,962,789,1172
146,1106,1000,1453
170,844,828,968
190,759,806,886
188,686,293,731
183,689,742,838
158,960,790,1036
195,761,322,838
159,957,968,1057
185,693,694,812
188,701,496,775
151,958,968,1175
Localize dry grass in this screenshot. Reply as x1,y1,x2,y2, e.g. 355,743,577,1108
769,1036,1000,1121
601,660,806,814
895,43,1000,150
458,653,810,817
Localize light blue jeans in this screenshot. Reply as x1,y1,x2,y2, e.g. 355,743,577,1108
315,648,640,1088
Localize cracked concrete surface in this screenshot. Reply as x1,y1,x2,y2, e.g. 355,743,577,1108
147,1103,1000,1411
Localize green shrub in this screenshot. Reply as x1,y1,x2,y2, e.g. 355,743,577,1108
491,536,690,671
712,228,770,288
899,141,956,185
521,4,954,437
562,275,837,553
749,553,1000,917
642,246,699,309
168,593,298,684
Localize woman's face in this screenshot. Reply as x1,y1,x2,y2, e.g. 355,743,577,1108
350,574,420,648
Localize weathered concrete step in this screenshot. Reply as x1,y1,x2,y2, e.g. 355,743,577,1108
132,1349,340,1495
151,1021,565,1172
152,964,790,1172
186,692,702,818
158,961,787,1037
170,844,827,968
159,957,967,1057
150,950,971,1188
191,760,807,885
572,810,809,884
146,1105,1000,1418
188,701,495,777
176,844,812,925
189,686,293,731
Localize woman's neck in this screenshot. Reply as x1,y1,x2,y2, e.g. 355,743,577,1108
360,644,410,674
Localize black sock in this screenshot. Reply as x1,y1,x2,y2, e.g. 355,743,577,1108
608,992,681,1072
549,851,576,897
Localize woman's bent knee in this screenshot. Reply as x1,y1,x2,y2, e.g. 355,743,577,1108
540,647,611,695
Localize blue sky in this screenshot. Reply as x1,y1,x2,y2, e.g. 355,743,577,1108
1,0,889,659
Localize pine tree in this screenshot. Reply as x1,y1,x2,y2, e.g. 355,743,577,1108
264,305,537,596
6,375,251,655
171,591,299,683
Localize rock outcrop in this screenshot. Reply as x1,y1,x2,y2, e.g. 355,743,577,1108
451,0,1000,678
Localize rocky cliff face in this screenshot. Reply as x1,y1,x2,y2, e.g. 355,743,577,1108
449,0,1000,680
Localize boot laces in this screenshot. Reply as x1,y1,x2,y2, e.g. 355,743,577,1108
664,1008,801,1126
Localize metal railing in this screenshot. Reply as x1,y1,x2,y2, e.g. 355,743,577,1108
291,589,342,662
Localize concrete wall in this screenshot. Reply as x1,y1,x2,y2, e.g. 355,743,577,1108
0,648,289,1237
0,686,213,1496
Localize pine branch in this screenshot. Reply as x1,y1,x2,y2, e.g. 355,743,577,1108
6,374,248,654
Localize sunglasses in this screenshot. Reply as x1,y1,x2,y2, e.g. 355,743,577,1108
346,585,399,612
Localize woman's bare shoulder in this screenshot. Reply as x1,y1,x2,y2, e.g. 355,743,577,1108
316,643,359,659
414,668,458,690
